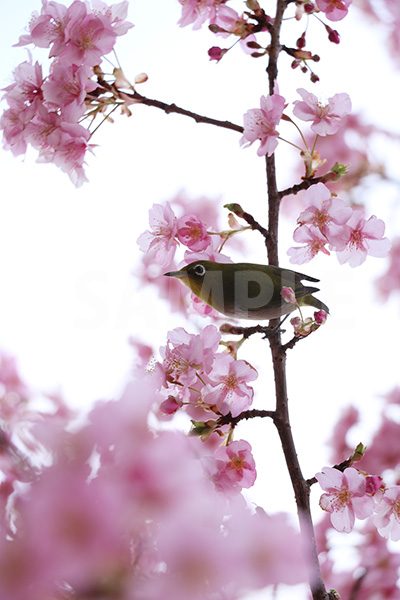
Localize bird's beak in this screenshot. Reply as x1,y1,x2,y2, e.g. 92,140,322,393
164,270,186,278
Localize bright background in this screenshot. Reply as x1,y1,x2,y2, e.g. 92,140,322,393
1,1,400,597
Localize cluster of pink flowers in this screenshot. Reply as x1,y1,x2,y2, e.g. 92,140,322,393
156,324,258,494
0,0,133,185
315,387,400,597
0,353,308,599
287,183,390,267
317,465,400,541
137,199,240,316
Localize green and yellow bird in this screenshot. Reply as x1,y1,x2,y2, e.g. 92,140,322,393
164,260,329,321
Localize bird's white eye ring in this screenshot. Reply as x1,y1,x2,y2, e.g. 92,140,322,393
193,264,206,277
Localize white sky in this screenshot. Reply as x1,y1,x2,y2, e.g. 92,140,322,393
1,2,400,598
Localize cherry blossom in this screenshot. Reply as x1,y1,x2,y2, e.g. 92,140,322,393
281,286,297,304
137,202,179,268
293,88,351,136
336,210,391,267
177,214,211,251
288,224,330,264
240,93,286,157
211,439,257,493
374,486,400,541
2,60,44,110
316,0,351,22
376,237,400,299
43,63,96,110
160,325,221,388
178,0,227,30
316,466,374,532
204,353,257,417
295,183,352,248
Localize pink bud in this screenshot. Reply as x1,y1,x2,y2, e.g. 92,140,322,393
208,47,226,62
327,27,340,44
281,286,297,304
160,396,181,415
304,3,315,13
314,309,327,325
365,475,383,496
296,33,306,49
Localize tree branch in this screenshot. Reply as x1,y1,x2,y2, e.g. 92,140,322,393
265,2,330,599
130,90,244,133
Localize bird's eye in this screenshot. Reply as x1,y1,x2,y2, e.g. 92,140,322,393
193,264,206,277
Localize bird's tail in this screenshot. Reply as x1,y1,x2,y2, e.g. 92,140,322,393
300,294,330,314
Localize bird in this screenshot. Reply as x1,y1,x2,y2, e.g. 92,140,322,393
164,260,329,321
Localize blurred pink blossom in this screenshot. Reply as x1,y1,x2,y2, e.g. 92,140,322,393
288,224,330,264
177,214,211,251
316,0,351,21
376,238,400,300
178,0,227,29
373,486,400,541
137,202,179,268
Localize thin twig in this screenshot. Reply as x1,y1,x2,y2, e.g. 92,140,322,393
224,203,270,242
217,409,276,428
219,323,274,339
306,456,355,486
278,171,340,199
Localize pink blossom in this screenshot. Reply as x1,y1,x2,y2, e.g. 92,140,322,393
204,354,257,417
61,1,117,66
43,63,96,111
52,124,92,186
228,510,308,588
190,292,220,319
328,406,359,464
314,309,328,324
137,202,179,268
161,325,221,387
281,286,297,304
178,0,226,30
177,214,212,251
15,0,69,50
0,105,34,156
316,466,374,532
296,183,352,249
288,224,330,264
373,486,400,541
90,0,133,36
3,60,44,110
316,0,351,21
376,237,400,299
211,439,257,492
184,235,232,265
240,93,286,157
336,210,391,267
293,88,352,136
